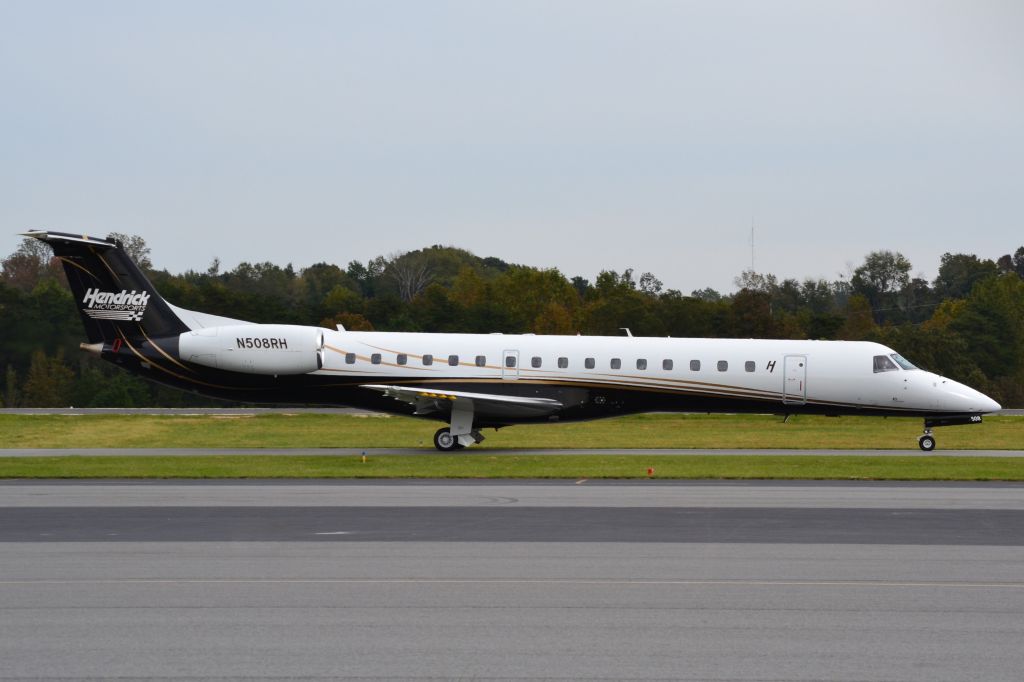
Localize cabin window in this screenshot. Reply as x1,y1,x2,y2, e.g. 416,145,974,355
345,353,356,364
505,355,517,368
662,359,673,370
610,358,621,369
890,353,918,370
423,354,433,366
475,355,486,367
690,360,700,371
873,355,898,373
636,359,647,370
396,354,407,366
558,357,568,369
745,361,755,372
448,354,459,366
585,357,595,369
371,353,381,365
717,361,728,372
532,356,542,368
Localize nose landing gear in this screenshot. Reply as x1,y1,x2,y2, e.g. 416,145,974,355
917,415,985,451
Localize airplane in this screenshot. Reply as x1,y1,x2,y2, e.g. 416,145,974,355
22,230,1001,451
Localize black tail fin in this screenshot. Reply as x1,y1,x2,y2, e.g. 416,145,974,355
23,230,189,343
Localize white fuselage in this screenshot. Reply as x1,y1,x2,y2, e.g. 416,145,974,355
305,331,999,416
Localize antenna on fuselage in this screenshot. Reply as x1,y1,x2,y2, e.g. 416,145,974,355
619,327,633,337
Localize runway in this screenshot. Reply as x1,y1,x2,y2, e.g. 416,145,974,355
4,480,1024,545
5,504,1024,544
2,481,1024,680
4,446,1024,456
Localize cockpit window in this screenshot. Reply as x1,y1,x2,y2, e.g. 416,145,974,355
890,353,918,370
873,355,898,373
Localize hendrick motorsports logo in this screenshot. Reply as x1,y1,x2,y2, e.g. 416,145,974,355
81,288,150,322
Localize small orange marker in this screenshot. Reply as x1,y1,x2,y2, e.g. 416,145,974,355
647,467,654,477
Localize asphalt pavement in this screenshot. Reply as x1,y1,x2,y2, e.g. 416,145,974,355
2,480,1024,680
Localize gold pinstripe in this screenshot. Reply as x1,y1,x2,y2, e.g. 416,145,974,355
342,339,786,397
518,368,785,399
116,329,246,391
136,325,196,374
323,344,433,371
57,256,101,281
347,375,927,412
95,251,121,285
363,376,782,402
356,341,503,369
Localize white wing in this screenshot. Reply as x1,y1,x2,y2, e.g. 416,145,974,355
360,384,562,418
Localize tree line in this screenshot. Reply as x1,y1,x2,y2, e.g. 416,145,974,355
2,234,1023,407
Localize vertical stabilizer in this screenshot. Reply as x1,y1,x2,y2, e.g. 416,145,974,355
21,231,189,343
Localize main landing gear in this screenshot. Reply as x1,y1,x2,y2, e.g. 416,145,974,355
918,430,936,452
433,427,461,451
432,399,484,452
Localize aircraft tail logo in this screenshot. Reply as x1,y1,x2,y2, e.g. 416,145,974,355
81,287,150,322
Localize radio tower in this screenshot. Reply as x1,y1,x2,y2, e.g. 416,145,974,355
750,218,755,272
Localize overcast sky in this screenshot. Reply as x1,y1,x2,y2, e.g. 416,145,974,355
1,1,1021,293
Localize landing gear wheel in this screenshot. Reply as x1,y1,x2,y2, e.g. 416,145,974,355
918,435,936,452
433,427,459,452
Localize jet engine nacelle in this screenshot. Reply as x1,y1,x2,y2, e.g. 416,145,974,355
179,324,325,375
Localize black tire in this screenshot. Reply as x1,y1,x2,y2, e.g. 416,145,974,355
433,427,459,452
918,435,936,452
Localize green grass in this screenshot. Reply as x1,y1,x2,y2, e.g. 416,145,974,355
1,454,1023,480
0,413,1019,450
2,413,1020,480
2,411,1015,448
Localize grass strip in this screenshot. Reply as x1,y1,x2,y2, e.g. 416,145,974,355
2,455,1023,480
1,413,1021,450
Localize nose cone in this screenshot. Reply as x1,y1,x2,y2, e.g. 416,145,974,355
980,394,1002,414
940,377,1001,413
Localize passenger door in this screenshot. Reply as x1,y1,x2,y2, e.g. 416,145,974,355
782,355,807,405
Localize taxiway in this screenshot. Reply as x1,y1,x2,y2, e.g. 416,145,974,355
2,479,1024,680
